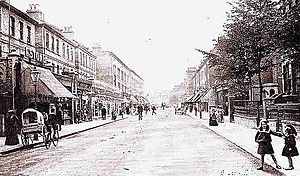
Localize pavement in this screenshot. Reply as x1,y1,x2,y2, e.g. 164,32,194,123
187,111,300,176
0,115,130,155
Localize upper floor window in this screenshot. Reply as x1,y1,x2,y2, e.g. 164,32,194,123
62,43,65,58
71,48,73,61
51,36,54,51
19,21,23,40
45,33,49,48
80,52,83,64
9,16,15,37
27,26,31,43
56,39,59,54
67,45,69,59
113,65,116,75
117,68,120,78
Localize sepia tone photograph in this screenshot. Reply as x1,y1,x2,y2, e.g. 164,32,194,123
0,0,299,175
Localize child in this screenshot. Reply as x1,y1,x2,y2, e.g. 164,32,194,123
255,119,281,170
281,124,299,170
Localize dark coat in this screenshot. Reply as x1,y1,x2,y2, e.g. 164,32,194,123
209,113,218,126
101,108,107,116
282,135,299,157
5,115,19,145
137,105,143,113
255,130,280,154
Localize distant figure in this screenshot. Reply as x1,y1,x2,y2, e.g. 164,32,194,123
5,110,19,145
126,106,130,115
209,109,218,126
101,107,107,120
111,108,117,120
137,104,143,120
161,102,165,110
144,105,149,114
56,105,63,130
152,105,156,115
119,106,124,118
194,106,197,116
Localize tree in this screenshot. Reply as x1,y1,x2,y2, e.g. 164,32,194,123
211,0,282,104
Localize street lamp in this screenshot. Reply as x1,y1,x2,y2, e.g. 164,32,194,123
30,67,40,109
8,49,20,111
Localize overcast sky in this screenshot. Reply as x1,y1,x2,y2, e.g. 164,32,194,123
11,0,231,94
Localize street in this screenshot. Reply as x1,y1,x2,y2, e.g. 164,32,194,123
0,109,282,176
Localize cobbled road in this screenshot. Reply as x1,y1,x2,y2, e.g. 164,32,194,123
0,109,283,176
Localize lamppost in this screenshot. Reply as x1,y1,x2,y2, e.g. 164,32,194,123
30,67,40,109
7,49,20,111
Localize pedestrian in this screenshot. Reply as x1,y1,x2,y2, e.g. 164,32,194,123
194,106,197,116
101,106,107,120
111,108,117,120
255,119,281,170
119,106,124,118
56,105,63,130
5,110,19,145
144,105,148,114
137,104,143,120
126,106,130,115
281,124,299,170
151,105,156,115
209,109,218,126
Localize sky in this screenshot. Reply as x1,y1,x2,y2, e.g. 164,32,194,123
10,0,232,94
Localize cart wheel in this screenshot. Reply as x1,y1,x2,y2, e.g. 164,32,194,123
43,128,51,149
21,130,29,146
52,128,59,146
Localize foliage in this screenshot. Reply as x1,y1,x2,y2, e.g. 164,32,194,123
208,0,284,103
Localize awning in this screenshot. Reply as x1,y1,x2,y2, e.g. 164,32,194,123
130,95,139,104
185,93,198,103
36,66,77,99
197,88,216,103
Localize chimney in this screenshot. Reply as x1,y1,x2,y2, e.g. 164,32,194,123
26,4,43,22
91,43,103,56
63,26,74,40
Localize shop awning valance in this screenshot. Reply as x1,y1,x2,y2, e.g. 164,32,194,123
36,66,77,99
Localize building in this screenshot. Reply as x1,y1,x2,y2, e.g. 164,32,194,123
92,46,144,108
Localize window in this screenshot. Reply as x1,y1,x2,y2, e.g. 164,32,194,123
113,65,116,75
19,22,23,40
56,39,59,54
9,16,15,37
67,45,69,59
114,75,117,86
57,65,60,74
52,63,55,72
51,36,54,51
27,26,31,43
71,48,73,61
46,33,49,48
85,55,87,67
117,68,120,78
80,52,83,64
62,43,65,57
